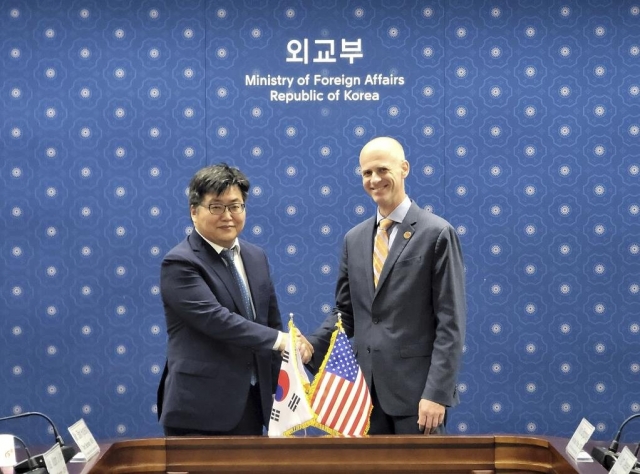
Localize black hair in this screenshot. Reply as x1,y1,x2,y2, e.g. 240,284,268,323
187,163,250,207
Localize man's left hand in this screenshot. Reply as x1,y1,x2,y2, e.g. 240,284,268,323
417,399,445,434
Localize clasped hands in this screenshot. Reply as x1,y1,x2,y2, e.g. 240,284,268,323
294,329,314,364
278,329,314,364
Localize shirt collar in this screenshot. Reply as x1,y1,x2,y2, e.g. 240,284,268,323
376,196,411,225
194,228,240,255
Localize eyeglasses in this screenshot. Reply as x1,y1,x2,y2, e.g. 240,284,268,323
203,203,246,215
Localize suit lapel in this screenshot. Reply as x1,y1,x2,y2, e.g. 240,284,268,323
374,203,419,296
359,217,377,302
188,231,247,317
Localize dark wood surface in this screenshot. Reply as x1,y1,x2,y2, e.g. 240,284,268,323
68,435,609,474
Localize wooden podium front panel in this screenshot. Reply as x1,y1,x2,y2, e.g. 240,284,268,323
166,436,498,473
85,438,166,474
493,436,588,474
85,436,606,474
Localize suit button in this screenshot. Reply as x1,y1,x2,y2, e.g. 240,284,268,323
366,347,371,353
373,319,379,324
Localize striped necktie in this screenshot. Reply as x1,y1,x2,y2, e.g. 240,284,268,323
373,218,394,288
220,247,258,385
220,248,255,321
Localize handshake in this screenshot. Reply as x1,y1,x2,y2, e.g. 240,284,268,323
277,329,314,364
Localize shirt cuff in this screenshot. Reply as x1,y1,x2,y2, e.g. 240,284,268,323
273,331,285,351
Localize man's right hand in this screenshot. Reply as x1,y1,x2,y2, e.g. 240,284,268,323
295,331,314,364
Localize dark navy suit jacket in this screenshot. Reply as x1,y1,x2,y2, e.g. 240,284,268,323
157,231,283,431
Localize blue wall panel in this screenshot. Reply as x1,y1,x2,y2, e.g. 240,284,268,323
1,0,639,444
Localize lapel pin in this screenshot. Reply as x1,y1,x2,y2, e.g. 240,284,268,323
403,231,412,239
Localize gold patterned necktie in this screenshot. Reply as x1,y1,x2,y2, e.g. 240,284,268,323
373,218,394,288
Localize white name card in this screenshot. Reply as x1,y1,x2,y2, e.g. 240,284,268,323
42,443,69,474
68,419,100,461
0,434,16,467
566,418,595,461
610,446,638,474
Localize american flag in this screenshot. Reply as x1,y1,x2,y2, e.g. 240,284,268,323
310,329,372,436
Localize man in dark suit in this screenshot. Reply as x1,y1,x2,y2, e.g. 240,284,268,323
157,163,290,436
308,137,466,435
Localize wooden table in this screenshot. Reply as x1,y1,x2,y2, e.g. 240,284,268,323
70,435,608,474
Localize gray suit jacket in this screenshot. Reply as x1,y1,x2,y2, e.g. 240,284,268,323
157,231,283,431
309,202,466,416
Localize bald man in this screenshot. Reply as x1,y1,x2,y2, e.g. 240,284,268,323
308,137,467,435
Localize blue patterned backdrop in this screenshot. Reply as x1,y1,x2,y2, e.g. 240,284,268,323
1,0,639,445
